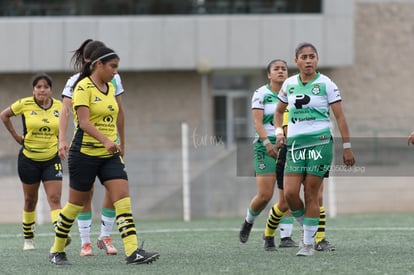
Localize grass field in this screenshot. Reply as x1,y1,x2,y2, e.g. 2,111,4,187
1,214,414,275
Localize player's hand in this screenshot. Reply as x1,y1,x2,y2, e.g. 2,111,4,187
343,148,355,167
275,134,286,149
104,140,121,155
265,143,278,159
58,140,69,160
408,131,414,145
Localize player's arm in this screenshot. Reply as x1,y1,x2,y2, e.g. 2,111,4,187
0,107,23,145
331,101,355,167
58,96,72,160
274,101,288,148
252,108,277,158
115,95,125,156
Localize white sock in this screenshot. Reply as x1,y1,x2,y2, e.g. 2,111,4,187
279,223,293,239
78,219,92,245
245,207,260,224
303,224,318,246
99,215,115,239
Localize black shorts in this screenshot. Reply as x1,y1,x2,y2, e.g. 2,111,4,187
18,150,63,184
276,146,329,190
68,151,128,192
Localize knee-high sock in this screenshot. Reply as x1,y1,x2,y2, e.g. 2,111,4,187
264,204,285,237
290,208,305,226
315,206,326,243
99,207,116,239
50,209,60,228
114,197,137,256
78,212,92,245
23,210,36,240
303,217,320,246
50,202,83,253
279,216,294,239
245,207,261,224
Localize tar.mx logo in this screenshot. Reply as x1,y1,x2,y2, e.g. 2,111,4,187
290,141,323,163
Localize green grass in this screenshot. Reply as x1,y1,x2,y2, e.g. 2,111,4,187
1,214,414,275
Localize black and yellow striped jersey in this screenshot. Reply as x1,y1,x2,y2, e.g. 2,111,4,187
71,77,119,157
10,96,62,161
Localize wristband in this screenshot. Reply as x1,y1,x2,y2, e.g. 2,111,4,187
262,138,271,146
343,142,351,149
275,127,283,136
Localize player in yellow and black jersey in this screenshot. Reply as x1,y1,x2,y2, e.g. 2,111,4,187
0,73,64,251
49,46,159,266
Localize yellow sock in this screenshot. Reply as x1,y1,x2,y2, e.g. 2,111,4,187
315,206,326,243
50,209,60,228
22,210,36,240
50,203,83,253
114,197,137,256
264,204,285,237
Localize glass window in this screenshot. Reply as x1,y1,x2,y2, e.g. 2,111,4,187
0,0,322,16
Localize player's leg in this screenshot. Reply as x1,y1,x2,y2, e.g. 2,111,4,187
78,189,94,256
22,182,40,250
314,179,336,251
240,141,276,243
96,190,118,255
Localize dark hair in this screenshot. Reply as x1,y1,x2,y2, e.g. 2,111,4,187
70,39,106,72
73,47,119,89
32,73,52,88
266,59,288,73
295,42,318,58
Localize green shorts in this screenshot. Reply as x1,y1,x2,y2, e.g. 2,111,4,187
253,136,276,175
284,140,333,177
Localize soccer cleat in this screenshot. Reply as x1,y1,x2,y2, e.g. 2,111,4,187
315,238,336,251
239,220,253,243
296,244,314,256
263,236,277,251
125,248,160,264
279,237,299,248
80,242,93,256
49,252,71,265
97,237,118,255
23,239,35,250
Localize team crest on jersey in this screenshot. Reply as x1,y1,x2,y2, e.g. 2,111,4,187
94,96,102,102
53,110,59,117
312,84,320,95
288,87,294,94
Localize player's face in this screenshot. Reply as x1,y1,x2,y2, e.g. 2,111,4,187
99,58,119,83
32,79,52,103
267,61,288,85
295,47,318,76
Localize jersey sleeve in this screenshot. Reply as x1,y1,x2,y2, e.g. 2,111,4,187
73,80,91,108
113,74,125,96
278,82,288,104
251,89,264,109
327,80,342,104
62,73,80,99
10,99,24,115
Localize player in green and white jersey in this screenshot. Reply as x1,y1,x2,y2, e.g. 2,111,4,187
274,42,355,256
239,59,297,248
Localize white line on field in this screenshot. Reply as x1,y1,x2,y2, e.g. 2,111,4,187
1,227,414,238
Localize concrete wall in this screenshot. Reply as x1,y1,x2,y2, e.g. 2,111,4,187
0,0,354,72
